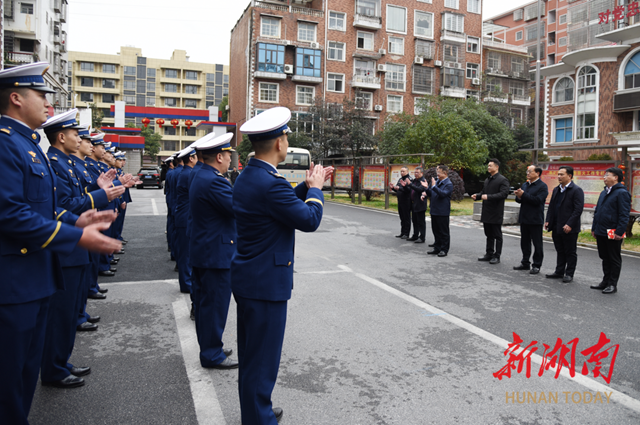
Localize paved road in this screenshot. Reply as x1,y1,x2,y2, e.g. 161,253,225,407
29,188,640,424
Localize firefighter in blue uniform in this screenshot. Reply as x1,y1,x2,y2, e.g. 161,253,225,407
189,133,238,369
0,62,121,424
164,155,175,257
168,155,184,270
233,107,331,424
112,151,131,243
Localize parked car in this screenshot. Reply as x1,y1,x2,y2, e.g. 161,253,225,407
137,167,162,189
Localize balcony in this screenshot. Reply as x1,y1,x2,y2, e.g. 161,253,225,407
441,29,466,44
254,71,287,80
482,38,528,54
351,74,381,89
292,75,322,84
4,52,35,66
511,94,531,106
441,86,466,98
354,14,382,30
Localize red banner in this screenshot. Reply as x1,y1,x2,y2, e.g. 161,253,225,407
632,166,640,213
334,166,353,189
541,163,614,208
361,165,386,191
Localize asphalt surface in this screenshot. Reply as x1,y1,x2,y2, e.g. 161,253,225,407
29,187,640,425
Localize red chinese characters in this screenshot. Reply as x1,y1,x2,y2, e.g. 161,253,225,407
598,2,640,24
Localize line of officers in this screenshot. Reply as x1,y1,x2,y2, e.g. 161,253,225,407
0,62,140,425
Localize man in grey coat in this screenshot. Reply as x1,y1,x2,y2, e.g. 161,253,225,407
472,158,510,264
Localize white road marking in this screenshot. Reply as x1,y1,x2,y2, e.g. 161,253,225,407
151,198,159,216
100,279,178,286
296,270,350,275
173,297,227,425
339,265,640,414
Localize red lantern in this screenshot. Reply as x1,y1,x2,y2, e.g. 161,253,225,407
156,118,165,126
185,119,193,130
141,117,150,128
171,119,179,129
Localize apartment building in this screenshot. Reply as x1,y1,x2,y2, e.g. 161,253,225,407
2,0,69,108
229,0,484,134
68,47,229,157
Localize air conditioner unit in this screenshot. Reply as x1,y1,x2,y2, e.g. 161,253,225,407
378,48,386,55
434,60,443,67
310,42,320,49
454,63,462,69
283,40,291,46
414,56,424,65
284,64,294,74
374,105,383,112
444,61,456,69
472,78,480,85
377,64,387,72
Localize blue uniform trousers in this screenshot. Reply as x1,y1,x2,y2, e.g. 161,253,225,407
78,251,100,325
166,210,173,251
41,265,86,382
0,297,50,425
192,267,232,366
175,228,192,293
169,213,177,260
235,295,287,425
114,206,126,241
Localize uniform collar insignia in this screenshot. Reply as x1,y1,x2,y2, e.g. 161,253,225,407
28,151,36,158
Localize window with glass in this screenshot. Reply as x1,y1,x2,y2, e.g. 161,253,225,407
328,42,345,61
467,36,479,53
387,95,403,113
296,86,314,105
165,69,178,78
468,0,480,13
385,64,406,91
146,97,156,106
624,51,640,89
415,11,433,38
466,63,478,79
511,57,524,75
329,11,346,30
509,81,525,97
516,31,523,41
554,118,573,142
576,66,597,139
259,82,278,102
185,71,198,80
354,59,376,78
21,3,34,14
80,62,94,72
147,82,155,92
257,43,285,73
102,64,116,73
81,77,93,87
443,68,465,88
356,91,373,110
443,43,461,63
488,52,501,69
356,0,379,16
206,73,215,82
206,86,215,96
184,128,196,137
554,77,574,102
559,14,567,25
327,73,344,92
298,22,317,42
165,127,177,136
486,78,502,93
102,79,115,89
445,0,459,9
164,98,177,107
261,16,281,38
124,66,136,76
357,31,374,50
295,48,322,78
413,66,433,94
387,6,407,33
100,94,114,103
443,13,464,32
415,39,434,58
80,93,93,102
389,37,404,55
185,85,198,94
147,68,156,77
185,99,197,108
124,95,136,105
122,80,134,90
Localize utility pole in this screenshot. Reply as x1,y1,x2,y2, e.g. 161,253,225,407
533,0,542,164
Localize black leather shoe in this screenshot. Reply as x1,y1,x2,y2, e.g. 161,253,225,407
110,259,119,265
87,316,100,323
414,239,425,244
223,348,233,356
115,249,125,255
563,275,573,283
590,282,607,290
395,234,404,238
77,322,98,331
207,357,239,370
88,292,106,300
530,267,540,274
428,243,435,247
273,407,283,422
42,374,85,388
427,250,438,255
513,264,529,271
98,270,115,277
489,257,500,265
168,248,172,252
109,267,117,272
121,239,128,244
602,285,617,294
478,255,492,261
437,251,447,257
545,273,563,279
400,235,408,239
190,305,195,321
98,288,108,294
121,241,127,245
69,366,91,377
407,236,418,241
174,265,179,272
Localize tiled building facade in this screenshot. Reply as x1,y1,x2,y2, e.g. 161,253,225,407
69,47,229,157
229,0,485,133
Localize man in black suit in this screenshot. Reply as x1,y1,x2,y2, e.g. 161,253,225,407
389,167,412,239
513,165,549,274
401,167,428,243
422,165,454,257
545,165,584,283
472,159,510,264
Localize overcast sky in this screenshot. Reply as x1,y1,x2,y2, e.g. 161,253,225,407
68,0,534,65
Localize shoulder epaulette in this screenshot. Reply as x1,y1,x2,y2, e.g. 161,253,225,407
270,171,286,179
50,156,58,161
0,127,11,135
